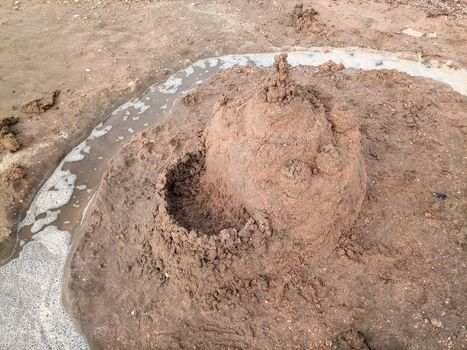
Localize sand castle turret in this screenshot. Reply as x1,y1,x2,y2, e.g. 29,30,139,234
203,54,366,240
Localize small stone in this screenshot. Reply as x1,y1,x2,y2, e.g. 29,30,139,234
402,28,424,38
432,192,447,200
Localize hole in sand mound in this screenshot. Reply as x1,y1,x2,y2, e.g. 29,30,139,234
165,151,249,235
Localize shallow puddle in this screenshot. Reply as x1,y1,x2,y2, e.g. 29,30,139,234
0,47,466,349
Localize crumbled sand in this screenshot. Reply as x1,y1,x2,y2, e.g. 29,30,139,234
260,53,300,103
0,117,20,152
0,134,20,153
21,90,60,114
318,60,345,73
3,164,25,184
289,3,322,32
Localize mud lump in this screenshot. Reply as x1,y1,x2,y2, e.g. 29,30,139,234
203,54,367,241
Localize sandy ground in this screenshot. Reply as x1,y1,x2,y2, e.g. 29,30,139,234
65,58,467,349
0,1,466,348
0,0,466,248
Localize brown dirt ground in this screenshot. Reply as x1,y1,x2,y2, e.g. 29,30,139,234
65,59,466,349
0,1,466,348
0,0,467,248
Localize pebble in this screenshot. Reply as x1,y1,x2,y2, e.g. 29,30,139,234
432,192,447,200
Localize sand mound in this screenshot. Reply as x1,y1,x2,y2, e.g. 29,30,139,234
165,54,366,246
289,3,322,33
65,57,467,349
205,54,366,241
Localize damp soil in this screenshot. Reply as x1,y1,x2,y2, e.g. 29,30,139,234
2,0,467,263
65,61,466,349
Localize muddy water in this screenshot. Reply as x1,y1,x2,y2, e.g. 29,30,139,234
0,47,466,349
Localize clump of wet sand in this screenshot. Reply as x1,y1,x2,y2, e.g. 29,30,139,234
0,117,20,152
65,55,467,349
21,90,60,114
204,54,366,240
289,3,322,32
0,163,30,245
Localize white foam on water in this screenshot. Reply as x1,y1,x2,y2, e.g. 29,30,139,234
207,58,219,67
89,124,112,139
0,226,88,350
31,209,61,234
1,47,465,350
112,99,150,115
18,145,83,230
112,100,134,114
193,59,207,69
219,55,251,69
133,101,150,114
0,121,112,349
159,76,183,94
18,123,111,231
184,66,195,77
212,48,467,95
